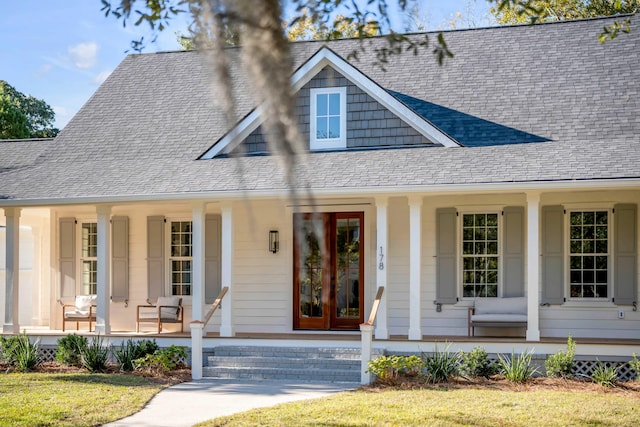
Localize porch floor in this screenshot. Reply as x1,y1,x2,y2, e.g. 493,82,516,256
10,327,640,346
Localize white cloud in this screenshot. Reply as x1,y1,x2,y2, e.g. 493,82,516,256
94,70,112,85
67,42,99,69
34,63,52,77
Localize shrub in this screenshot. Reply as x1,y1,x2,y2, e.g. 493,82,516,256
81,335,110,373
421,343,459,383
134,345,188,375
545,336,575,378
498,349,538,383
629,353,640,381
458,346,497,378
366,355,424,384
367,355,403,383
591,360,618,387
0,335,20,364
56,334,88,367
114,339,158,371
1,333,40,372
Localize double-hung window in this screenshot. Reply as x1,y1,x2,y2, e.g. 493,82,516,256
80,222,97,295
169,220,192,296
310,87,347,150
462,213,499,298
568,210,609,299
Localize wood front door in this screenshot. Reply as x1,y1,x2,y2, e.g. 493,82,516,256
293,212,364,330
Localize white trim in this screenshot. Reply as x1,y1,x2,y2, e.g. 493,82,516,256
310,87,347,150
200,46,459,159
2,178,640,208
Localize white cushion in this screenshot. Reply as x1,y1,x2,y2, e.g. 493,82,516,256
75,295,96,312
471,314,528,323
156,296,180,319
65,309,92,319
474,297,527,315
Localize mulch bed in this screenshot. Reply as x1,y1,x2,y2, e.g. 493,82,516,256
365,375,640,396
0,361,192,384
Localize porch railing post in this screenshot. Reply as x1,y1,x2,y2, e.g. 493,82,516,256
360,323,374,385
190,321,204,380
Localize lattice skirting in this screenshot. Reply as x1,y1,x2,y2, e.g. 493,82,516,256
37,345,189,366
39,346,57,363
392,352,639,382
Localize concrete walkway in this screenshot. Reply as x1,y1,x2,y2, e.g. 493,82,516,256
103,379,359,427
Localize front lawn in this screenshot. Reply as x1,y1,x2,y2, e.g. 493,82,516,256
0,372,174,427
198,379,640,427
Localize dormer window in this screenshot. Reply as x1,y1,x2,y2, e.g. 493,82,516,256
310,87,347,150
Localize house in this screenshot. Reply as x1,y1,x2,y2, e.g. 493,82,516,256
1,16,639,382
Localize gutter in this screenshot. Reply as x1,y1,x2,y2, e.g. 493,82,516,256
1,177,640,208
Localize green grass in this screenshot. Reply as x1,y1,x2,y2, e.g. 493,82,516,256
0,373,169,426
197,387,640,427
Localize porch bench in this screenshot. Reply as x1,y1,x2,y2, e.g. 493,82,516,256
136,296,184,333
467,297,527,337
62,295,97,332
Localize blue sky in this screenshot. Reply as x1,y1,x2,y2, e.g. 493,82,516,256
0,1,493,130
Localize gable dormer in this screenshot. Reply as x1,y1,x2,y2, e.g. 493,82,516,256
200,47,459,159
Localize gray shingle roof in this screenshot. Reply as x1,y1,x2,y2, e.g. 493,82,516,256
0,16,638,204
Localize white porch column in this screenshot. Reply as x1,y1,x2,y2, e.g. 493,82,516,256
219,201,234,337
408,196,422,340
3,207,21,334
526,192,541,341
191,202,206,323
95,205,111,335
374,197,388,339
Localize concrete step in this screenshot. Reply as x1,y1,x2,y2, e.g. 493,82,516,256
202,366,361,383
202,346,383,382
209,346,371,359
206,355,360,370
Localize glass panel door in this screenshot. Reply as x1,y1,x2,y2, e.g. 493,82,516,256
294,214,330,329
332,213,363,329
294,212,364,330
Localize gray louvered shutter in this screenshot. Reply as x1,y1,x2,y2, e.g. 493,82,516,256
59,217,76,298
111,216,129,302
503,206,525,297
541,205,565,305
614,204,637,306
147,216,165,301
205,214,221,304
436,208,458,304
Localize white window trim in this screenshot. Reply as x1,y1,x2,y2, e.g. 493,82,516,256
310,86,347,150
458,209,503,300
166,218,193,300
76,219,98,296
564,207,613,302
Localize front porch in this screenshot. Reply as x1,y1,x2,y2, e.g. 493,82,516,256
10,328,640,383
2,188,640,377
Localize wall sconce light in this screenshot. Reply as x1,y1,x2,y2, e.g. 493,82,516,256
269,230,279,254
